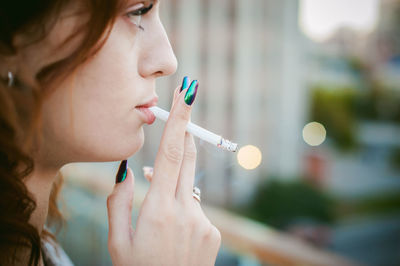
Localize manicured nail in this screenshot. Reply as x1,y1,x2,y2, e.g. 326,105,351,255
184,80,198,106
180,76,190,93
115,160,128,183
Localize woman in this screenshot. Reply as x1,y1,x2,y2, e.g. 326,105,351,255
0,0,221,265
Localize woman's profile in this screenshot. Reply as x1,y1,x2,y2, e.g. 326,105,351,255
0,0,221,265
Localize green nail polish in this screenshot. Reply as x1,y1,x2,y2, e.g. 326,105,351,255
180,76,189,92
116,160,128,183
120,169,127,182
184,80,198,105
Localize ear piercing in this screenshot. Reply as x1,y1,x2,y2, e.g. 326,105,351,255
7,71,14,87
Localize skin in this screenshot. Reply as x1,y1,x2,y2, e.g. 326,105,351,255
19,0,221,265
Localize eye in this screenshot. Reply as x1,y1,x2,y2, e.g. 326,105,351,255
126,1,154,31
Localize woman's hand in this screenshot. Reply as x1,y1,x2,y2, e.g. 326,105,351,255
106,84,221,265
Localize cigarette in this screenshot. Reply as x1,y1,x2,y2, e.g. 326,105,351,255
149,106,238,152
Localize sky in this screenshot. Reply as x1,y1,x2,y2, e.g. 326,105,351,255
299,0,380,41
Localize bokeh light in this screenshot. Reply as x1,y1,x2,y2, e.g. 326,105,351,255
302,122,327,146
237,145,262,170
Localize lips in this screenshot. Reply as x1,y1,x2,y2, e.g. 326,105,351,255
136,96,158,108
135,96,158,125
136,106,156,124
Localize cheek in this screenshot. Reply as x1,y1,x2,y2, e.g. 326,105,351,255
68,26,145,159
42,71,144,162
41,20,146,161
69,75,146,160
73,99,144,159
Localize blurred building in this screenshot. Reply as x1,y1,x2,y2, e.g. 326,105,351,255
137,0,308,206
372,0,400,62
372,0,400,87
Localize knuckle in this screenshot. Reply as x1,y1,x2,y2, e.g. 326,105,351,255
197,219,211,236
201,226,214,241
212,226,222,244
177,215,192,230
163,143,184,163
176,206,199,229
200,223,221,243
106,194,115,210
149,216,164,227
147,213,166,227
149,208,176,227
183,213,198,229
184,144,197,161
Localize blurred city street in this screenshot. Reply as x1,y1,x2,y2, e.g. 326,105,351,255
57,0,400,265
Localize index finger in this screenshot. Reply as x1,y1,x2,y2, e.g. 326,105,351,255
150,80,198,197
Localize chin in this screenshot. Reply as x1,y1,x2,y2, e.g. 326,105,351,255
126,128,145,157
91,128,144,162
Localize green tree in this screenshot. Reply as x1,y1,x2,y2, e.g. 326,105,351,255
239,179,336,229
311,86,358,151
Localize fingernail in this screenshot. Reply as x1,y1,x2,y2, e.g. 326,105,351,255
180,76,189,93
115,160,128,183
184,80,198,106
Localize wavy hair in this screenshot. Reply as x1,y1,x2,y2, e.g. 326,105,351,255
0,0,126,265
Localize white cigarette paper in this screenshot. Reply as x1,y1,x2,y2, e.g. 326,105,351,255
149,106,238,152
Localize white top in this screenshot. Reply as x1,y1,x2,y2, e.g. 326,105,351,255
41,237,74,266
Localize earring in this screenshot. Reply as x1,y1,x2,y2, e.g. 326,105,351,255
7,71,14,87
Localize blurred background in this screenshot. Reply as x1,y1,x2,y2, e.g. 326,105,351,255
57,0,400,265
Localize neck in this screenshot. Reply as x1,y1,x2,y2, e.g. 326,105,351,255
18,161,62,266
24,163,61,236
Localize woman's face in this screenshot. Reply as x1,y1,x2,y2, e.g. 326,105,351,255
36,0,177,165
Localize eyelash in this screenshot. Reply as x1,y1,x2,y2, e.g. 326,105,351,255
126,1,154,31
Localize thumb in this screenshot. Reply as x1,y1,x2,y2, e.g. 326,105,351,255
107,162,135,249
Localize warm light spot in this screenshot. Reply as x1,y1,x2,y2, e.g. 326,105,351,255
237,145,262,170
303,122,326,146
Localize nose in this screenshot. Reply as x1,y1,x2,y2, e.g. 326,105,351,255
138,17,177,78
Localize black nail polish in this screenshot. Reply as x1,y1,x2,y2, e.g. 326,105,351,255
115,160,128,183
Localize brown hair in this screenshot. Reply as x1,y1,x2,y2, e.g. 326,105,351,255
0,0,126,265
